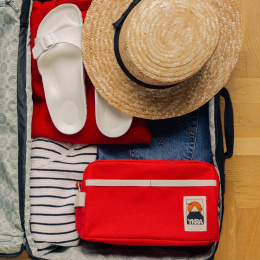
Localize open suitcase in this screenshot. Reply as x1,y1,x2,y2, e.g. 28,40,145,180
0,0,235,259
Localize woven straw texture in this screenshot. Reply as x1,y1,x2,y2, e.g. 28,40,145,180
82,0,242,119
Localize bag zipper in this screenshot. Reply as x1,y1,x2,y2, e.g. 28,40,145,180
1,0,19,13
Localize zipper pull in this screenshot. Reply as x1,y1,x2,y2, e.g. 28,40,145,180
5,0,19,13
74,182,85,208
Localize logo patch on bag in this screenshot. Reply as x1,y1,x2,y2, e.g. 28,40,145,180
184,196,207,232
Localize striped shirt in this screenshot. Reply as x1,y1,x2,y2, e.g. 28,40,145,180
30,137,97,250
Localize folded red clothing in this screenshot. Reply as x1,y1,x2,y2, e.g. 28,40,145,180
30,0,151,144
76,160,220,247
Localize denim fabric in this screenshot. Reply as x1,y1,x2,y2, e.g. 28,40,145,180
98,103,213,163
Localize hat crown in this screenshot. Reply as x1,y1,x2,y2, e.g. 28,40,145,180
119,0,220,86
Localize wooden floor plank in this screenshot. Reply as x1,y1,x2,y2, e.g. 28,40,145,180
225,156,260,182
225,78,260,104
234,137,260,156
235,181,260,208
229,52,247,78
220,102,260,137
245,0,260,77
236,208,260,259
214,181,236,260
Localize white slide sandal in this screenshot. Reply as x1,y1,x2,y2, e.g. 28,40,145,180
32,4,86,135
95,90,133,138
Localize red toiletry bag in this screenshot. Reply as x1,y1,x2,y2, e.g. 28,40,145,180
75,160,220,247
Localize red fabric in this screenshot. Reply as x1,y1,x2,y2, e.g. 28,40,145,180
76,160,220,247
30,0,151,144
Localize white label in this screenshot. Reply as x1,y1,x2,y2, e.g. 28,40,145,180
184,196,207,232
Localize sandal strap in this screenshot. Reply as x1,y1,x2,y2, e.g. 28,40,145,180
32,25,82,60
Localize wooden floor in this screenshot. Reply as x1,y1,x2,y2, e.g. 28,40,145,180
2,0,260,259
215,0,260,258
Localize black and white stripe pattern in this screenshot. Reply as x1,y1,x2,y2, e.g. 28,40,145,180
30,137,97,249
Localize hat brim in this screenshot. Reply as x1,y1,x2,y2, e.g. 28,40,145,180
82,0,242,119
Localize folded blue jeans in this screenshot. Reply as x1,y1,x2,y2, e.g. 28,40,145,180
98,104,213,163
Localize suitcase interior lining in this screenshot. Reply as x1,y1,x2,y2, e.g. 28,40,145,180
0,2,26,256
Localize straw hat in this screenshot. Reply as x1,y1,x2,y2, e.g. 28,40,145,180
82,0,242,119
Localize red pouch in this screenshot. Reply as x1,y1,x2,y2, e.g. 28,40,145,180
76,160,220,247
